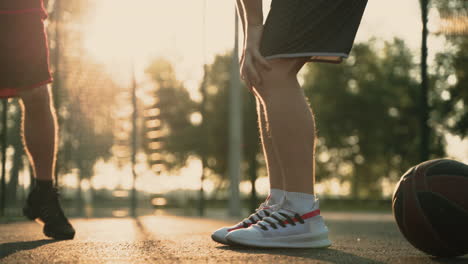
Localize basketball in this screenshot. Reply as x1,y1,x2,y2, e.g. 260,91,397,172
392,159,468,257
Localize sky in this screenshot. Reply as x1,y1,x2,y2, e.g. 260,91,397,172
77,0,467,195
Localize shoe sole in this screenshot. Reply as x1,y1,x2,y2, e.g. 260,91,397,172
211,233,233,245
24,205,75,240
226,233,332,249
23,206,38,220
44,229,75,240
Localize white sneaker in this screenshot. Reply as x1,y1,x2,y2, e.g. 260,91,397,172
211,203,274,245
225,206,332,248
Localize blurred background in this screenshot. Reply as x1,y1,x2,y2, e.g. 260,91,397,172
0,0,467,219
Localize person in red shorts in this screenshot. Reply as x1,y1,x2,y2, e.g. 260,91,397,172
0,0,75,239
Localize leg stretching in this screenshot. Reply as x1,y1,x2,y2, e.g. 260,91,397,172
253,58,316,194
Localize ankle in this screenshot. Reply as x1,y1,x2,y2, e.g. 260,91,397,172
265,188,285,206
283,191,319,214
34,179,54,190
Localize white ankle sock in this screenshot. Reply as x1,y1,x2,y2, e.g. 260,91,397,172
283,191,319,214
265,188,285,206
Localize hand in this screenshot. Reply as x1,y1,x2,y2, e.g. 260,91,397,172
240,24,272,89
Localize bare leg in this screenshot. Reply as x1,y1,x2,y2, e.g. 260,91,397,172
19,85,58,181
224,58,331,246
19,85,75,240
256,97,283,190
253,58,316,194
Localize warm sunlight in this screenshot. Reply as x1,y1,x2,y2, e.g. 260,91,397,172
3,1,468,260
76,0,458,195
83,0,236,88
82,0,428,87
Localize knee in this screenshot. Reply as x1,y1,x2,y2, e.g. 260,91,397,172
19,85,53,112
253,58,306,100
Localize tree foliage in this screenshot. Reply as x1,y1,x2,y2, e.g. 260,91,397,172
432,0,468,138
144,59,198,171
145,54,260,185
147,38,454,199
303,39,445,198
46,0,119,181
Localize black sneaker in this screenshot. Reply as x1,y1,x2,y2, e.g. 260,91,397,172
23,186,76,240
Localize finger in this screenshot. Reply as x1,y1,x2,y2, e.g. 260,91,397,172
241,58,252,83
253,51,272,71
245,77,254,92
240,65,248,82
247,65,261,86
242,72,253,88
245,59,261,86
240,70,253,91
245,80,253,92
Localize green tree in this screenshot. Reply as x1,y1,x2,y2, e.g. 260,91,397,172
145,54,261,205
47,0,119,177
44,0,121,215
303,39,445,199
432,0,468,137
144,59,198,171
4,102,25,206
60,58,118,212
196,53,260,193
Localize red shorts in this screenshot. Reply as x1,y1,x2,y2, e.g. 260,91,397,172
0,9,52,98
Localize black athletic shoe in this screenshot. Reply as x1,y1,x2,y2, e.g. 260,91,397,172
23,186,76,240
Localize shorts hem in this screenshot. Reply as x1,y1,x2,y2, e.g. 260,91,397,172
265,52,349,61
0,78,53,98
0,8,47,19
0,8,43,14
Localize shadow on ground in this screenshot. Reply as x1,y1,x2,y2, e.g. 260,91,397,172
431,256,468,263
219,246,468,264
217,245,386,264
0,239,59,260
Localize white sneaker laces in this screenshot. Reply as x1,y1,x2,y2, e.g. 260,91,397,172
240,202,273,227
254,200,305,231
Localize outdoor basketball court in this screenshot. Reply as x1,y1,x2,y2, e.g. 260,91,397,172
1,212,467,263
1,0,467,263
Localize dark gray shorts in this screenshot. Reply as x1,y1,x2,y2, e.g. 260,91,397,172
260,0,368,63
